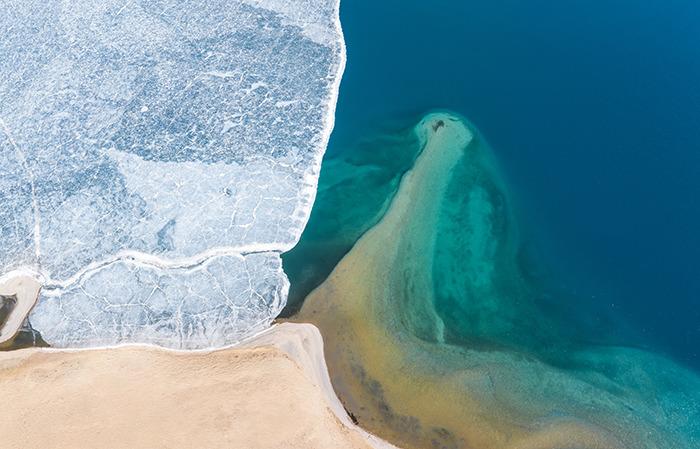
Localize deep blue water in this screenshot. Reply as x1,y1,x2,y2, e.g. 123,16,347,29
328,0,700,369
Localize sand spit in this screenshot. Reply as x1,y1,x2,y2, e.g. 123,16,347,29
0,272,41,347
0,322,398,449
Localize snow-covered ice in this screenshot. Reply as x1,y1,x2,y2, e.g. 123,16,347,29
0,0,345,348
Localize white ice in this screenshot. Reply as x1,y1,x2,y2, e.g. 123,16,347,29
0,0,345,348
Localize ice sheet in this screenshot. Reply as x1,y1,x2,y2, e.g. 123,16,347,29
0,0,345,348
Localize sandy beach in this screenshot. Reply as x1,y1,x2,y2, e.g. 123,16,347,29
0,322,396,449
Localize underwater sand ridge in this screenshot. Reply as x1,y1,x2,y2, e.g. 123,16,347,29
295,111,700,449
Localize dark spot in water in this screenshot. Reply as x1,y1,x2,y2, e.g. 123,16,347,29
1,319,49,351
0,294,17,329
432,120,445,132
430,427,460,449
350,362,423,438
344,405,359,424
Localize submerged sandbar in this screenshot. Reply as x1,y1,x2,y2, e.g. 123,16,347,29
293,112,700,449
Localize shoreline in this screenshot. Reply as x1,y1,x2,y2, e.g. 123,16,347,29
0,322,398,449
294,109,700,449
295,112,493,449
292,111,700,449
242,323,400,449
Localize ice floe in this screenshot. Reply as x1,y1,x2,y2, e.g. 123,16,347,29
0,0,345,348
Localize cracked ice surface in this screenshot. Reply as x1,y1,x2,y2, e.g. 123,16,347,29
32,254,287,349
0,0,344,348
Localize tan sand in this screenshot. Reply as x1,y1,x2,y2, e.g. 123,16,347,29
0,271,41,346
0,322,397,449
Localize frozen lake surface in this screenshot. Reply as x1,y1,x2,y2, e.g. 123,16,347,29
0,0,344,348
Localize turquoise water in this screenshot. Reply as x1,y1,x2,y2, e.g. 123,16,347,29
285,0,700,370
292,113,700,449
283,3,700,446
285,112,636,364
283,122,423,313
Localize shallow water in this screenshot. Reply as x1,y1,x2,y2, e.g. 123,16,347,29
282,2,700,446
289,0,700,369
282,121,424,314
291,113,700,449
